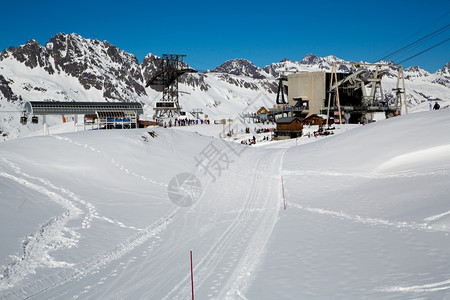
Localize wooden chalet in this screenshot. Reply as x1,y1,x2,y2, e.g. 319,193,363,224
275,117,303,139
257,106,270,121
303,114,333,126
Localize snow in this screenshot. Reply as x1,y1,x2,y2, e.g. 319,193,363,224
0,109,449,299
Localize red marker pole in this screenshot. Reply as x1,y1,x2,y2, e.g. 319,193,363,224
190,250,195,300
281,175,286,210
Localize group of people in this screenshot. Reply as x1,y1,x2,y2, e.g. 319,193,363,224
306,127,335,138
254,128,272,134
241,135,257,145
241,139,256,145
161,118,211,128
240,134,272,145
242,127,274,134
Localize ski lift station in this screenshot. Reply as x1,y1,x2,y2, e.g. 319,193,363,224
23,101,144,133
274,63,408,124
146,54,197,118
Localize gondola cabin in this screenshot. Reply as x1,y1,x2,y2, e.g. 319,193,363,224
20,115,27,125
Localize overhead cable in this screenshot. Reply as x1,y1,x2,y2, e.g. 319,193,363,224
376,24,449,62
374,10,450,62
397,38,450,65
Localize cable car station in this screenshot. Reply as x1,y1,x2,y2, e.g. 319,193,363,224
23,101,144,134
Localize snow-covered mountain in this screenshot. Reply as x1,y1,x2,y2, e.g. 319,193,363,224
0,33,449,141
431,62,450,88
0,33,146,102
210,58,270,79
262,54,352,77
404,66,431,79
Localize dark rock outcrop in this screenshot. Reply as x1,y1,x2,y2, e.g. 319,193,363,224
0,75,19,102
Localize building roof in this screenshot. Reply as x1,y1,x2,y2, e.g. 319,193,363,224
304,114,321,119
276,117,302,124
97,111,126,119
257,107,269,114
24,101,144,115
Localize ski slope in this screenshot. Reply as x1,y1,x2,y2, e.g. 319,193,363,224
0,110,449,299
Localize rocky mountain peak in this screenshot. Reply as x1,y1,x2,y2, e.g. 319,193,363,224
141,53,162,85
404,65,431,80
211,58,268,79
405,65,429,74
1,39,54,74
298,54,342,71
406,65,423,72
300,54,320,65
323,55,341,63
432,62,450,87
2,33,146,101
436,62,450,76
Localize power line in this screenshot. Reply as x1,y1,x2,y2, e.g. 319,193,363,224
397,38,450,65
375,10,450,61
376,24,449,62
391,36,442,63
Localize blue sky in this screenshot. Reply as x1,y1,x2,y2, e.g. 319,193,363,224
1,0,449,72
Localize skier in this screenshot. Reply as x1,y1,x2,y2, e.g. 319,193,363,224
433,101,440,110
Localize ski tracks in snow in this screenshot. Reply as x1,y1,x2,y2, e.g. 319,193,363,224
289,203,435,232
0,134,180,298
283,166,450,180
284,167,450,233
379,278,450,293
284,166,450,297
0,160,83,291
163,149,285,300
0,205,180,299
0,158,178,298
52,135,168,188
